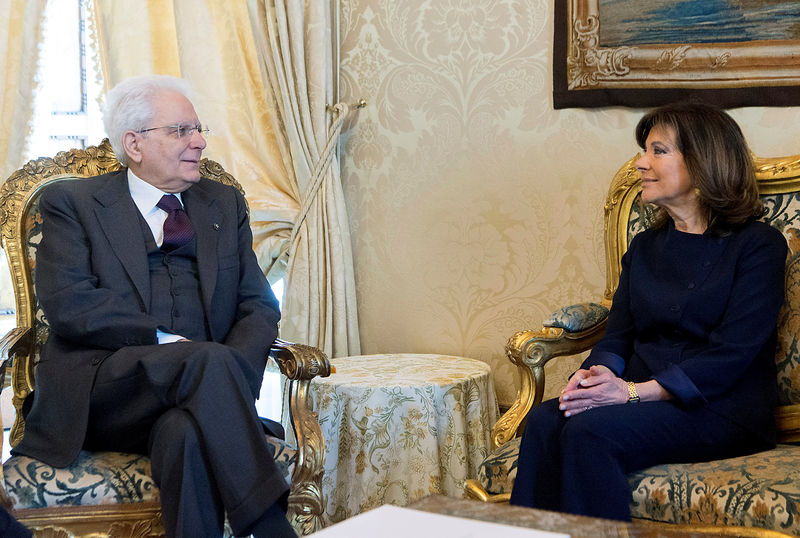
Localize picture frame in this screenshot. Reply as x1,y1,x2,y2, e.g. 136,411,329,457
553,0,800,109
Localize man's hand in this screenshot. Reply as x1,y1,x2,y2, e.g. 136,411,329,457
558,365,628,417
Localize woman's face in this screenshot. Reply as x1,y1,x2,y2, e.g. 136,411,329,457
635,124,697,215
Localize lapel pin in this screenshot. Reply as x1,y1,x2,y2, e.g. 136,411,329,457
213,223,220,230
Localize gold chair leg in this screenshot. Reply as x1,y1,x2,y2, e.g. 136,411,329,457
286,378,325,535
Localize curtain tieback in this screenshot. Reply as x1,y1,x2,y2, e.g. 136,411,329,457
288,102,349,253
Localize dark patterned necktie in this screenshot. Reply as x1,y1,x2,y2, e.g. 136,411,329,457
157,194,194,251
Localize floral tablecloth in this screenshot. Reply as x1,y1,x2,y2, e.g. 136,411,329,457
310,354,498,525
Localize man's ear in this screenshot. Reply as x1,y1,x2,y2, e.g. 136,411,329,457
122,131,143,165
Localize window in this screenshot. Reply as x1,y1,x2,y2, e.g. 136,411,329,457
26,0,104,161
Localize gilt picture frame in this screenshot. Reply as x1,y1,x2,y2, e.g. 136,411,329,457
553,0,800,109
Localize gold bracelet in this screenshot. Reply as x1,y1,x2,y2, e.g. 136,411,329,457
627,381,640,403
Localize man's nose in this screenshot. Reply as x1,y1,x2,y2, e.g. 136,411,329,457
191,129,207,150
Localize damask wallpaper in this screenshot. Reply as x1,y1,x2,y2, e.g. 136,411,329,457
337,0,800,406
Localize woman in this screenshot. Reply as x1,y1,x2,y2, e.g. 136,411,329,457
509,102,788,520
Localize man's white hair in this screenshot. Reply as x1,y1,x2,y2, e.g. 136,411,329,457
103,75,194,166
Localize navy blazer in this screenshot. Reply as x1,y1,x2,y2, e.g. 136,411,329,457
16,169,281,467
583,220,787,443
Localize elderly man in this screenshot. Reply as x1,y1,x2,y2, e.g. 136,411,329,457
12,75,294,537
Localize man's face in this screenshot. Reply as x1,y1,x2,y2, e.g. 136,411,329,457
129,90,207,193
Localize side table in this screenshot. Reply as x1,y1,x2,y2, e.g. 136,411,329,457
309,353,498,525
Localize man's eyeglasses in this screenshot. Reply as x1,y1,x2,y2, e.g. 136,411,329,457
136,123,210,138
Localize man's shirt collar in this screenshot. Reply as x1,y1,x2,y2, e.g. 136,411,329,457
127,169,184,215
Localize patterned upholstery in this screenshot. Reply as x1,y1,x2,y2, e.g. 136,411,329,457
543,303,609,332
476,437,519,496
628,444,800,531
22,195,45,357
468,156,800,536
5,437,296,510
6,452,159,509
475,441,800,533
770,199,800,407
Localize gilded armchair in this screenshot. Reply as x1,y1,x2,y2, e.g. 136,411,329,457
465,152,800,537
0,140,331,536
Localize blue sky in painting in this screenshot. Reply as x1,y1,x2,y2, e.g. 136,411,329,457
598,0,800,46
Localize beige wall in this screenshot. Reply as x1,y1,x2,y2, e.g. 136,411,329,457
339,0,800,406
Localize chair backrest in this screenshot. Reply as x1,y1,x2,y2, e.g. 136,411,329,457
603,154,800,411
0,140,245,446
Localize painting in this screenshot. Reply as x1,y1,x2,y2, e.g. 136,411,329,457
554,0,800,108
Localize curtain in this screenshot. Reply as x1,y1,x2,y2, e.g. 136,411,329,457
90,0,296,282
0,0,46,179
247,0,359,357
0,0,46,311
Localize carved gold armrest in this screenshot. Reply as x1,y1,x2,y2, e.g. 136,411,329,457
490,306,608,451
268,338,331,535
269,337,332,380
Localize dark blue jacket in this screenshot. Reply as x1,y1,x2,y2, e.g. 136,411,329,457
583,220,787,443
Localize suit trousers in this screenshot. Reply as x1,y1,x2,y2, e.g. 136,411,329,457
84,341,288,537
509,398,767,520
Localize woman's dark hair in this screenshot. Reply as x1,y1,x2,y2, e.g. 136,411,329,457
635,101,762,234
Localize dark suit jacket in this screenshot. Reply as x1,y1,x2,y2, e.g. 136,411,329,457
16,169,281,467
583,220,787,444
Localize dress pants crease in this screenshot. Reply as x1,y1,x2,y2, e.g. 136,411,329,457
149,409,224,536
85,341,289,537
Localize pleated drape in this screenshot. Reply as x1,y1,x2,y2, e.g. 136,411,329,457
248,0,360,357
0,0,46,310
0,0,47,179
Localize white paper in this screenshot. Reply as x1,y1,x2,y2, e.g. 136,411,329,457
312,505,571,538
